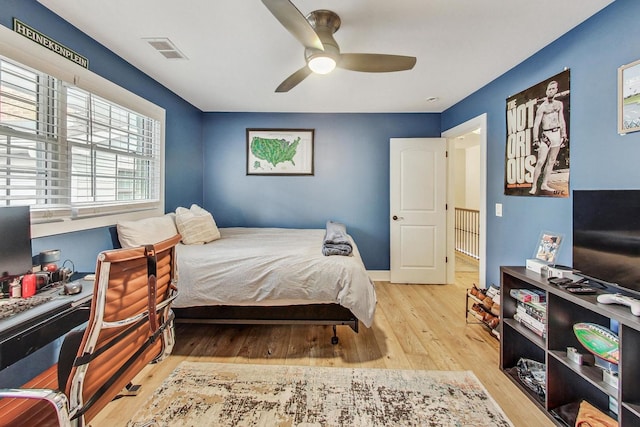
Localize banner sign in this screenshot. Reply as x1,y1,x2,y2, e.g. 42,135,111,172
13,18,88,69
505,70,570,197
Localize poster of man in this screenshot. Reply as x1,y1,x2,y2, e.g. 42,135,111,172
504,70,570,197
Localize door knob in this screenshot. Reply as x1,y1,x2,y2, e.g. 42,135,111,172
392,215,403,221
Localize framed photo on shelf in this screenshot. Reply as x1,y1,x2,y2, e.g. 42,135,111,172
246,128,314,175
533,231,563,265
618,59,640,135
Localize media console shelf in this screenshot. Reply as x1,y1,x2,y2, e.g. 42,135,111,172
500,266,640,427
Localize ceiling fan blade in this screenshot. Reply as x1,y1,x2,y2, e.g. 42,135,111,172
275,66,312,92
261,0,324,51
338,53,417,73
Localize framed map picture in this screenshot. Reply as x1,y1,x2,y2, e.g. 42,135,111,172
246,128,314,175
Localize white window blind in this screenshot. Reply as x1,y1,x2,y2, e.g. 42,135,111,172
0,55,161,222
66,86,161,217
0,58,70,220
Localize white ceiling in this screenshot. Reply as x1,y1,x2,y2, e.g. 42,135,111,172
37,0,613,113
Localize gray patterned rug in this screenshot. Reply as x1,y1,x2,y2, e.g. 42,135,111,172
128,362,513,427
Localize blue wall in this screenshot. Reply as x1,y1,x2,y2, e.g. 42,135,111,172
0,0,204,272
442,0,640,287
203,113,440,270
2,0,637,282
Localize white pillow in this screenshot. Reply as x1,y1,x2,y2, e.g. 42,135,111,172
175,204,220,245
117,214,178,248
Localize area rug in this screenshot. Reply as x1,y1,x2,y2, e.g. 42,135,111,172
127,362,513,427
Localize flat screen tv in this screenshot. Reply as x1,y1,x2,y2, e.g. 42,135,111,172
573,190,640,297
0,206,33,280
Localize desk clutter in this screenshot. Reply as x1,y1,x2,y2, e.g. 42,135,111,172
0,294,53,320
0,271,83,321
1,266,74,299
0,248,79,317
3,247,71,291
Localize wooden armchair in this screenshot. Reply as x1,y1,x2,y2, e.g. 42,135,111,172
0,234,180,426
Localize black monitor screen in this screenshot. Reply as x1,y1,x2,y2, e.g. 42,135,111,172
573,190,640,297
0,206,33,279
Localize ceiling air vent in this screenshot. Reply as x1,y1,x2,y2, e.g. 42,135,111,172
143,38,187,60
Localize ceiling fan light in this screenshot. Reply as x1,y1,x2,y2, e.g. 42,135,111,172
308,56,336,74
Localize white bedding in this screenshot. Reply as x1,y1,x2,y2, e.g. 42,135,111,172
173,227,377,327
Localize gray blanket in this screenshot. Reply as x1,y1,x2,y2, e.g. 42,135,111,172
322,221,353,256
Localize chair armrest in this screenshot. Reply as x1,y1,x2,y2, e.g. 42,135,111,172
0,388,71,426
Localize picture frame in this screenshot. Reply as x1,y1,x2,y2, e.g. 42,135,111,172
618,59,640,134
246,128,314,175
533,231,564,265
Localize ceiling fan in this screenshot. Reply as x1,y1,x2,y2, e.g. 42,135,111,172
262,0,417,92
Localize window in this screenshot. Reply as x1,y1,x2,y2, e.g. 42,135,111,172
0,59,66,216
0,54,162,228
65,86,161,216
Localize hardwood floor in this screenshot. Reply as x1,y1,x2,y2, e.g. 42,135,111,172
92,270,554,426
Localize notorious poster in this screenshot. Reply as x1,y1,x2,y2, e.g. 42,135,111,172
505,70,570,197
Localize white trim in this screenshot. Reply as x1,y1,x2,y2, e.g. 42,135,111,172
0,24,166,238
442,114,487,288
32,209,165,238
0,25,163,118
367,270,390,282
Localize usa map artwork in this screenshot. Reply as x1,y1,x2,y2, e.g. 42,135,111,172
246,129,314,175
251,136,300,169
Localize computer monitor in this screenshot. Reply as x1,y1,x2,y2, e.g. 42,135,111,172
0,206,33,279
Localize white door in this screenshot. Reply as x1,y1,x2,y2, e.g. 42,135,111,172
390,138,447,284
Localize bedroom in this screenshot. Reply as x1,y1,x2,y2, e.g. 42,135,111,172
0,0,638,425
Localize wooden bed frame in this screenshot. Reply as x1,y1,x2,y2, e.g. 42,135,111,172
173,304,359,344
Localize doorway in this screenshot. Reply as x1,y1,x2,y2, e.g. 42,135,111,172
442,114,487,288
389,138,447,284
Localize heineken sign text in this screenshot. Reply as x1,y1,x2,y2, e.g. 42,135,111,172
13,18,88,69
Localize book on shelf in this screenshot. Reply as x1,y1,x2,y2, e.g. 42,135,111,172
516,309,547,332
509,288,546,303
517,307,545,325
522,299,546,312
514,312,546,338
517,301,546,322
516,306,546,328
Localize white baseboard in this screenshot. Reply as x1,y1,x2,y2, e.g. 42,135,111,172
366,270,456,284
367,270,390,282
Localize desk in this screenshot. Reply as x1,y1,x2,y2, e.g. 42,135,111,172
0,275,93,372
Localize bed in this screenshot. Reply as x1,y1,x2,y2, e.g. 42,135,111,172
172,227,376,343
116,211,376,344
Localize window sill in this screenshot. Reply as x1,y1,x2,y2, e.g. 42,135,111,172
31,207,164,238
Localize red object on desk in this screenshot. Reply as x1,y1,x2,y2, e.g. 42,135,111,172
43,263,58,272
22,273,36,297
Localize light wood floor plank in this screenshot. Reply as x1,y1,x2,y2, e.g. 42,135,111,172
369,300,414,370
351,318,386,369
374,282,432,359
91,269,554,427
